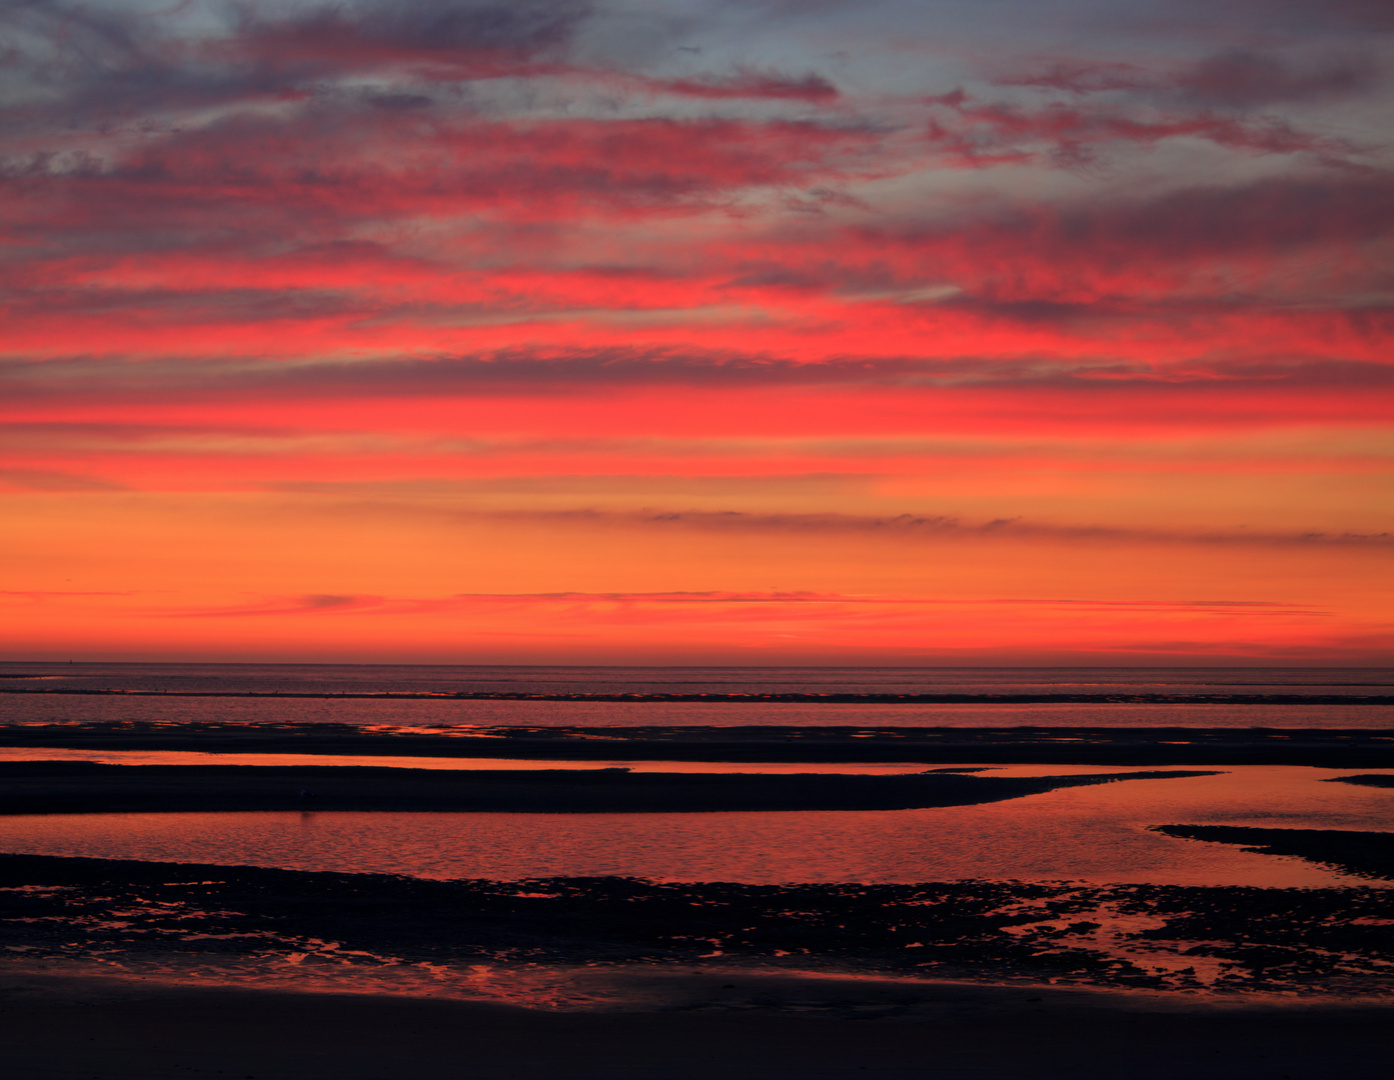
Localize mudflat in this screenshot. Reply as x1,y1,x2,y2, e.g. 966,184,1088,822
3,971,1390,1080
6,853,1391,995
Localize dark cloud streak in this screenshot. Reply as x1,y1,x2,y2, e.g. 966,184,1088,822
2,352,1390,403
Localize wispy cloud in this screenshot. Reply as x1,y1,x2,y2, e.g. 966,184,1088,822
158,589,1329,619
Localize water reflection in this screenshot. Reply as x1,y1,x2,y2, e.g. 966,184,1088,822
2,766,1388,888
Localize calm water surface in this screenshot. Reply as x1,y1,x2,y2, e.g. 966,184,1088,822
3,766,1388,888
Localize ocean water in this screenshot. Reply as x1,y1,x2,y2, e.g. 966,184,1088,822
1,663,1391,729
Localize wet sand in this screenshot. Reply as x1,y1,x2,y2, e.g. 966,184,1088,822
3,971,1390,1080
0,761,1214,814
6,853,1391,994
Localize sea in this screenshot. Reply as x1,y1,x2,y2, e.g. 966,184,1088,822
2,662,1392,729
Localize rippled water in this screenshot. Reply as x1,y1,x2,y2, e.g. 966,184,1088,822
4,766,1388,888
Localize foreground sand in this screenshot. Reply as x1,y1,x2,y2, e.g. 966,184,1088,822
3,971,1389,1080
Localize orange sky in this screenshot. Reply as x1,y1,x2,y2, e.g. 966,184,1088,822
2,0,1391,664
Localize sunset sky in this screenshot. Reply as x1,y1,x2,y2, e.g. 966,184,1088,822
2,0,1391,664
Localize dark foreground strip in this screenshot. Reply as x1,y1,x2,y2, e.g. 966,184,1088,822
1,853,1390,996
3,977,1391,1080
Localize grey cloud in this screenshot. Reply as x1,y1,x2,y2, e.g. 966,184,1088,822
235,0,593,65
1229,0,1394,32
999,50,1380,108
367,93,435,110
0,0,828,137
1173,51,1379,107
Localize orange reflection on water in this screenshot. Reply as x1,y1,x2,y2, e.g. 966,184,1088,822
1,766,1389,888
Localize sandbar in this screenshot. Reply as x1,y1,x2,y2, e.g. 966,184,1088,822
0,761,1214,814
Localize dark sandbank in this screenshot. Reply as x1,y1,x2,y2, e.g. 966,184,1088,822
4,723,1392,765
0,761,1214,814
4,971,1391,1080
1152,825,1394,882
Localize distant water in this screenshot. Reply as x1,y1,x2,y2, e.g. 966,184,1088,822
1,663,1390,729
5,662,1392,696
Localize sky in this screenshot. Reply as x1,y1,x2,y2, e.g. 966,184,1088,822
2,0,1391,665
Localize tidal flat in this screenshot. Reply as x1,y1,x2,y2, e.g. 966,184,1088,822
0,761,1218,814
4,853,1394,996
3,712,1392,1078
4,851,1393,1080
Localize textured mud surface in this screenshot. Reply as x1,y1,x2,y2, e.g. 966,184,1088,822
3,853,1391,998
